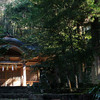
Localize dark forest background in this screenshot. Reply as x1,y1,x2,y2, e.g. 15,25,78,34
0,0,100,91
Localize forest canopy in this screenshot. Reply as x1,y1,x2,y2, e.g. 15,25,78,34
0,0,100,90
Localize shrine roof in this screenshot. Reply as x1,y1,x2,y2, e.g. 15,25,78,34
2,36,37,51
3,36,23,46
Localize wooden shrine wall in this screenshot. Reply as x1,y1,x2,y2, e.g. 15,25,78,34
26,67,40,86
0,68,22,86
0,67,40,86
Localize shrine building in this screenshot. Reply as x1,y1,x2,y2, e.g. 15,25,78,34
0,36,40,86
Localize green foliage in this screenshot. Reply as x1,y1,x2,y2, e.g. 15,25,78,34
0,26,4,34
32,0,94,87
2,0,100,90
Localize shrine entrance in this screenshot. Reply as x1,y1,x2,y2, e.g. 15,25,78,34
0,68,22,86
0,36,40,87
0,64,23,86
0,63,40,86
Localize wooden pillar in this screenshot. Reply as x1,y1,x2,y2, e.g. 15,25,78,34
12,70,13,86
23,64,26,86
21,67,23,86
5,70,7,86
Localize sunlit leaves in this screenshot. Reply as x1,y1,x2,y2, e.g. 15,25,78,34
2,0,99,88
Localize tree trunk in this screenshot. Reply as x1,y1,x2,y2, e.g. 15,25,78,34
91,17,99,47
75,75,78,89
67,76,72,91
54,68,61,84
69,28,79,89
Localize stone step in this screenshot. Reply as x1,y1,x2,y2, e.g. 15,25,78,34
0,87,30,98
0,87,28,92
0,93,29,98
0,98,28,100
0,90,28,93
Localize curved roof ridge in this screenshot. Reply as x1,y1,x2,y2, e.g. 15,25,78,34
2,36,36,51
3,36,23,46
